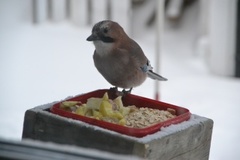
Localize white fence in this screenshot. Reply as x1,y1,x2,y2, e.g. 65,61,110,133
32,0,131,34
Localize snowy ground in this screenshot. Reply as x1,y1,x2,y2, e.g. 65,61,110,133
1,1,240,160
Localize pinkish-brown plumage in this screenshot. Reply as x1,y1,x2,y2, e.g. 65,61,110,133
87,20,167,92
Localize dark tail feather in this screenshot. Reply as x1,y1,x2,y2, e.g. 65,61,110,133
147,70,168,81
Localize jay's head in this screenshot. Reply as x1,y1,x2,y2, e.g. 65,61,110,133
87,20,128,54
86,20,127,43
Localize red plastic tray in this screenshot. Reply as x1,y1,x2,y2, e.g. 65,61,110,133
50,89,191,137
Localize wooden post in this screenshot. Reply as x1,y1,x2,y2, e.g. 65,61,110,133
155,0,165,100
69,0,88,26
110,0,131,35
22,103,213,160
49,0,66,22
91,0,107,24
208,0,237,76
32,0,48,24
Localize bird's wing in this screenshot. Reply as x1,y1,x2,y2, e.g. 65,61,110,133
118,38,167,81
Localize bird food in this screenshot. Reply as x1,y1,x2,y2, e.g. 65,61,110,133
51,89,191,137
59,92,176,128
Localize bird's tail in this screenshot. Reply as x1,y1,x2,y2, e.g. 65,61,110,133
147,70,168,81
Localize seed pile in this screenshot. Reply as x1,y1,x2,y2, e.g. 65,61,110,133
125,107,176,128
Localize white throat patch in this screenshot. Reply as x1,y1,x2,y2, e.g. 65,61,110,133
93,41,113,56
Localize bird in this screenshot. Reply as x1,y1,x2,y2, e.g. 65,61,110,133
86,20,167,94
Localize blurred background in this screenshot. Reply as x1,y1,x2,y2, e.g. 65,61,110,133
0,0,240,159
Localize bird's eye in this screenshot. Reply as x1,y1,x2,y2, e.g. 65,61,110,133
103,28,108,33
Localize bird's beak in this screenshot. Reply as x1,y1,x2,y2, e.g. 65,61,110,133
86,34,99,41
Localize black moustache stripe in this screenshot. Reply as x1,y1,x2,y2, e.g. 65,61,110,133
100,36,115,43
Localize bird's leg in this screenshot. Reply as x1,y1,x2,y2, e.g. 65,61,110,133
110,86,118,92
122,87,133,95
109,86,123,97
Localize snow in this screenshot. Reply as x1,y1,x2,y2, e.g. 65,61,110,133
0,1,240,160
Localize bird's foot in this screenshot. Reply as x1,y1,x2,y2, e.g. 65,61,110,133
122,88,133,96
110,86,118,92
109,87,133,97
109,86,122,97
